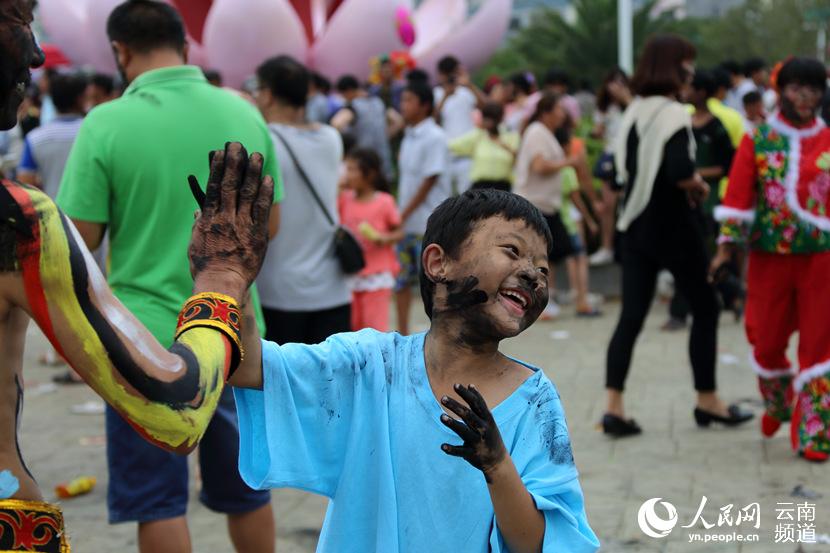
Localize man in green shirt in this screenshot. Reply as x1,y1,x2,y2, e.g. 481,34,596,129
57,2,282,552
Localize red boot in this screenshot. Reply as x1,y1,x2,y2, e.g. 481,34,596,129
761,412,782,438
801,448,830,463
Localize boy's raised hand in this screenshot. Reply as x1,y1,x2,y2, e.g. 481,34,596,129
440,384,507,482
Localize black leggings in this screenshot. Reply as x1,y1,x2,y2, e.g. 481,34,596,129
606,241,720,392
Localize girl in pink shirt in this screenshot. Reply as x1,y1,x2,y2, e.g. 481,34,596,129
338,149,403,331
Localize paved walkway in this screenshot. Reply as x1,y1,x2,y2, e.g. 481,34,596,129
18,298,828,552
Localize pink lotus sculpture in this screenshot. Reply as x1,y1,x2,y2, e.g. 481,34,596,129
38,0,512,88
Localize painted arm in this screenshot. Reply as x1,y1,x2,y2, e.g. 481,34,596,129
1,142,273,454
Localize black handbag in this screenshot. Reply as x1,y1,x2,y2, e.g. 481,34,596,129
271,128,366,274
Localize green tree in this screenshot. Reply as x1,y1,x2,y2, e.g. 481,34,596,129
476,0,825,87
691,0,821,67
476,0,684,86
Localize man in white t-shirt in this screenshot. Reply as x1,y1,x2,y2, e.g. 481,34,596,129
433,56,484,196
396,81,452,334
728,58,768,115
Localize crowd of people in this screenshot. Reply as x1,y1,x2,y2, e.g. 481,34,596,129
1,0,830,552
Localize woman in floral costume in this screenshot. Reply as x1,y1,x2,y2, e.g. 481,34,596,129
712,57,830,462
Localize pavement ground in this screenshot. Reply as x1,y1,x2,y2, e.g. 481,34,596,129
18,297,829,552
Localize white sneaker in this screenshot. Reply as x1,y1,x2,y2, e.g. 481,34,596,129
587,292,604,307
540,301,561,320
589,248,614,266
556,290,575,305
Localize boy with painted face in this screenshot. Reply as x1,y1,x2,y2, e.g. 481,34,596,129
229,188,599,552
712,57,830,462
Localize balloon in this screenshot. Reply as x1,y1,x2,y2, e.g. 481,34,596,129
395,6,415,48
414,0,512,79
202,0,308,88
410,0,466,59
311,0,411,81
37,0,513,86
38,0,90,67
82,0,124,74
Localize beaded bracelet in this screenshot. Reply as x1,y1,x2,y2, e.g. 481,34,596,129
175,292,243,375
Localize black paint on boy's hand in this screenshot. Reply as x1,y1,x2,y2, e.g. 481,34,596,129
440,383,507,483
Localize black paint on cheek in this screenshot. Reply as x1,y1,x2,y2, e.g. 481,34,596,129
524,287,548,321
443,276,488,310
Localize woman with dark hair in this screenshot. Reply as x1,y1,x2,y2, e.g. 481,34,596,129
590,67,632,265
514,92,580,319
448,101,519,192
602,34,753,437
712,57,830,462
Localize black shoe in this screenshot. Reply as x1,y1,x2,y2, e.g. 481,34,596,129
693,404,754,428
602,414,642,437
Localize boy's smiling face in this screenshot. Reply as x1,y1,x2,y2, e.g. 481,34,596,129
426,216,549,342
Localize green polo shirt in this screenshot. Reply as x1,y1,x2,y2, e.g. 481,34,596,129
57,65,283,344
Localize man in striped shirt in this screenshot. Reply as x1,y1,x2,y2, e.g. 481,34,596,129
17,72,86,198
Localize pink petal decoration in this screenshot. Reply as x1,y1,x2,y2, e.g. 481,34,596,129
311,0,412,81
414,0,512,78
395,6,416,47
185,38,209,68
83,0,127,74
410,0,466,59
39,0,123,73
202,0,309,88
38,0,91,67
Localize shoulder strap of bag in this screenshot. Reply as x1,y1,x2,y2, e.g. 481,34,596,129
270,126,336,227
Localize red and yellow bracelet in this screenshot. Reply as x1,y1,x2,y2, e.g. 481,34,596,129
175,292,243,374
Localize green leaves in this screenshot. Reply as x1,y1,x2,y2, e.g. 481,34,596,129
475,0,823,88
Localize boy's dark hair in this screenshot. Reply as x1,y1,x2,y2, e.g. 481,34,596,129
336,74,360,93
543,68,570,89
711,68,732,92
821,89,830,127
719,60,740,76
404,81,434,110
312,72,331,94
107,0,186,54
50,73,88,113
509,72,531,95
691,69,716,98
743,57,766,77
406,68,430,86
742,90,762,106
630,34,696,97
419,189,553,319
90,73,115,95
256,55,309,108
776,57,827,94
480,101,504,123
345,147,389,193
437,56,459,76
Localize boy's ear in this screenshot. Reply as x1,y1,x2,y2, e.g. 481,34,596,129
422,243,447,283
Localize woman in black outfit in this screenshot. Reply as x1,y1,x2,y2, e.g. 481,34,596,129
602,35,753,437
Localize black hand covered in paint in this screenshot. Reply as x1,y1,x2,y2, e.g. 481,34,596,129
440,384,507,482
187,142,274,296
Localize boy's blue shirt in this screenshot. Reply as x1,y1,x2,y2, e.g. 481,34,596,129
234,329,599,552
